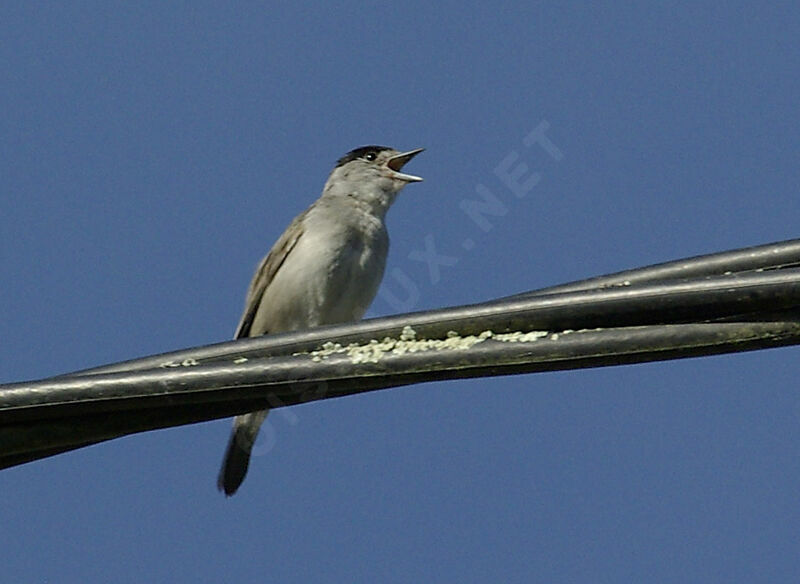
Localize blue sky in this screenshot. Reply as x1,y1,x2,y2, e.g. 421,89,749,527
2,2,799,582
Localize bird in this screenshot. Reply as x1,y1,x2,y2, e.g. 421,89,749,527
217,145,425,496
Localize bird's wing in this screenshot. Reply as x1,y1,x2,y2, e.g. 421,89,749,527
234,209,308,339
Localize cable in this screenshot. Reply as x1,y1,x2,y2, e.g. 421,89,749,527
2,238,799,470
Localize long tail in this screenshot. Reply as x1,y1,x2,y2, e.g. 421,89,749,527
217,409,269,496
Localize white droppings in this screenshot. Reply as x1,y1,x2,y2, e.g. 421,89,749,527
400,326,417,341
159,358,200,368
493,330,549,343
295,328,550,364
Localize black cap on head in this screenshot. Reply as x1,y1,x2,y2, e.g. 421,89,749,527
336,145,392,168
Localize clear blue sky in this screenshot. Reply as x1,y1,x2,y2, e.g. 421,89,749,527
2,3,799,582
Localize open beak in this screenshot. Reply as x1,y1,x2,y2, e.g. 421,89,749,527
386,148,425,182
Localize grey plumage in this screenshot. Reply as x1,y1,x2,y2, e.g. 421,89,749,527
218,145,424,496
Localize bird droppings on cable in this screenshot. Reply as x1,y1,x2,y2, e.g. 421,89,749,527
296,325,550,365
159,358,200,368
494,330,551,343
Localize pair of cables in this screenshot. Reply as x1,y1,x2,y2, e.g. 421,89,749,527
2,238,800,470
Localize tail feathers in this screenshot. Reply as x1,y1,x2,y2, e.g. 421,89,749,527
217,409,269,496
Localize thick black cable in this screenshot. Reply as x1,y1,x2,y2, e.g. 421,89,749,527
510,237,800,297
3,238,800,470
2,318,799,470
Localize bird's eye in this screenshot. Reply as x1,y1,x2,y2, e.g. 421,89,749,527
363,152,377,161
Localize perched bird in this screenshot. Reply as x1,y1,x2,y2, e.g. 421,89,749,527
218,145,424,496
